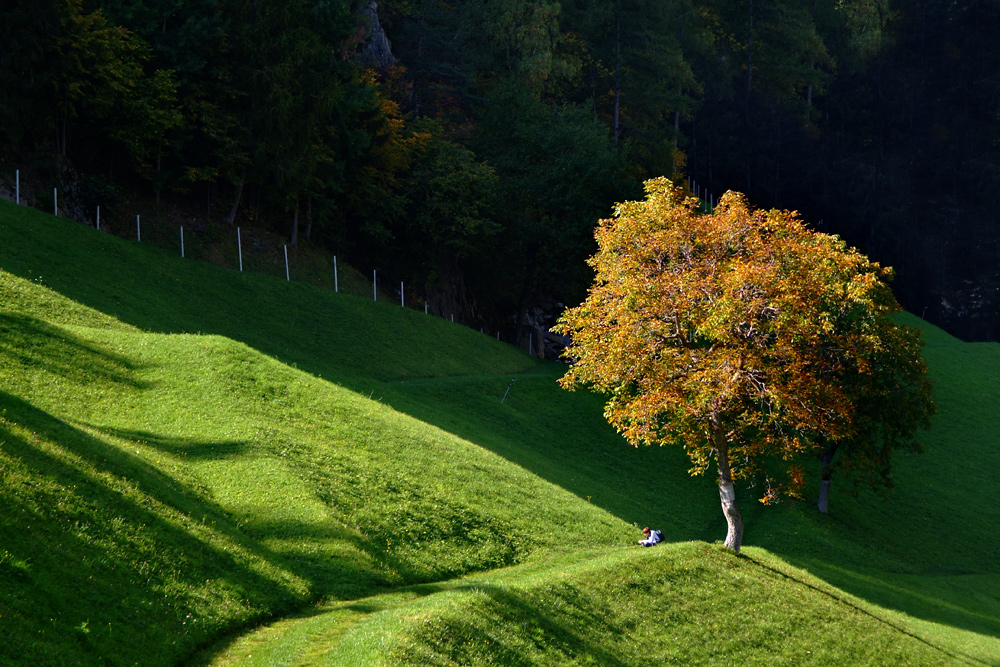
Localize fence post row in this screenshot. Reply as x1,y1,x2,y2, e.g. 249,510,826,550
24,189,542,354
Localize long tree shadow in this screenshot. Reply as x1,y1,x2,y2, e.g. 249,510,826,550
0,397,300,665
0,312,145,389
55,423,485,607
0,393,414,666
91,426,252,461
55,422,450,601
743,554,995,667
395,582,634,667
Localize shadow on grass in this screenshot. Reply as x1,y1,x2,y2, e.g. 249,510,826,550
744,554,994,667
394,582,633,667
193,577,633,667
796,559,999,655
67,426,422,601
0,312,146,389
0,394,309,666
368,373,1000,663
93,427,253,461
0,393,415,666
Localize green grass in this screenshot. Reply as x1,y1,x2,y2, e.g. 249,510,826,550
1,198,999,666
205,545,977,667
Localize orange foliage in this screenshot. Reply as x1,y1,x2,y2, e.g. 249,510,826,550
557,178,924,503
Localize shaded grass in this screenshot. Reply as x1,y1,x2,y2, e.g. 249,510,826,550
0,200,530,383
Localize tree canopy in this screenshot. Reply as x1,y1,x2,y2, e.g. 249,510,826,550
556,178,935,552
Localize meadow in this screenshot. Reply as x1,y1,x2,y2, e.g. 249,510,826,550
0,199,998,666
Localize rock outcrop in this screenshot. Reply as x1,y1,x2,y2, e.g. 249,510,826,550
357,1,396,70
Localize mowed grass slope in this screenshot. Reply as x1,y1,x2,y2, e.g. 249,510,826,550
0,198,998,666
212,313,1000,667
0,257,628,661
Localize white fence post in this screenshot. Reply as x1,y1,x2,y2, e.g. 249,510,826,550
284,245,290,281
180,226,185,258
15,170,19,205
238,227,243,272
53,188,57,216
373,270,377,301
136,215,141,242
400,281,404,307
96,206,100,230
333,255,338,292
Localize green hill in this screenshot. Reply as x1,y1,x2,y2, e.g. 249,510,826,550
1,199,998,666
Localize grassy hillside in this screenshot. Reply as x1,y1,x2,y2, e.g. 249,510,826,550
1,199,999,666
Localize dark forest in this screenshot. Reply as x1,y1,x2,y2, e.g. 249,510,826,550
2,0,998,341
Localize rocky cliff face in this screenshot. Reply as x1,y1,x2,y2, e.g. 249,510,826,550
358,1,396,70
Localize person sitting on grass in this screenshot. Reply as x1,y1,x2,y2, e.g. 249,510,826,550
638,526,663,547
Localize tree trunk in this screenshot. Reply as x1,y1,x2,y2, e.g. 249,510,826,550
672,104,681,176
155,156,162,205
613,5,622,147
224,168,247,226
590,61,598,116
817,441,839,514
818,479,831,515
745,0,754,192
712,416,743,553
304,197,313,241
512,262,539,346
58,105,70,157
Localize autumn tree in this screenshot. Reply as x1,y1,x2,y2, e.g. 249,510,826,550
556,178,934,552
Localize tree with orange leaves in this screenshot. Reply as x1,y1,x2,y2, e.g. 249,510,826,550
556,178,934,553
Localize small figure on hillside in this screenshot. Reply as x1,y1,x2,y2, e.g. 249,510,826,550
638,526,663,547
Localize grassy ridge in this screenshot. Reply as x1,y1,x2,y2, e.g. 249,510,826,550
356,545,960,667
1,198,999,666
207,545,969,667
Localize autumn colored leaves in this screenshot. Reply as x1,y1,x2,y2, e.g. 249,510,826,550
557,179,934,552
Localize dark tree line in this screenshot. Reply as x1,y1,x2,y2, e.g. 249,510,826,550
2,0,998,340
